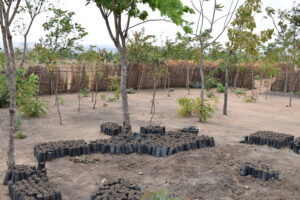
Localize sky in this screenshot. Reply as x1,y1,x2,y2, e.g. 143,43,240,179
11,0,296,49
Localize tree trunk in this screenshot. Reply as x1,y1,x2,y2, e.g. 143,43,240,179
284,64,289,93
138,67,145,91
234,58,242,90
223,51,232,115
150,79,157,122
78,67,82,112
186,65,190,95
289,72,299,107
54,70,62,125
118,47,132,133
259,72,263,95
93,72,98,109
199,45,205,104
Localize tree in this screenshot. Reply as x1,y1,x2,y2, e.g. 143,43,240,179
37,8,87,124
87,0,193,133
15,0,54,68
191,0,239,111
223,0,273,115
0,0,21,170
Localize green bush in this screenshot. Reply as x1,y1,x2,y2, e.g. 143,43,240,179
254,75,261,80
107,97,117,102
142,191,181,200
205,76,218,91
0,73,9,108
295,90,300,96
0,69,48,117
217,83,225,93
177,97,217,121
127,88,136,94
244,95,257,103
15,131,27,139
193,98,218,121
206,92,216,98
107,75,120,100
233,89,247,97
80,88,90,97
100,94,107,100
177,97,194,117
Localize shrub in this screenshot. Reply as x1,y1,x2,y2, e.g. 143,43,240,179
127,88,136,94
244,95,257,103
0,73,9,108
177,97,194,117
107,97,117,102
15,131,27,139
193,98,218,121
19,99,48,118
217,83,225,93
57,97,65,105
108,75,120,100
100,94,107,100
254,75,261,80
205,76,218,91
233,89,247,97
295,90,300,96
80,88,90,97
206,92,216,98
177,97,217,121
142,191,181,200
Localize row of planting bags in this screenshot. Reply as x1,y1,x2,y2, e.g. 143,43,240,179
34,131,215,163
243,131,300,154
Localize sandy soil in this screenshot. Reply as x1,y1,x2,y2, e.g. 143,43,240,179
0,88,300,200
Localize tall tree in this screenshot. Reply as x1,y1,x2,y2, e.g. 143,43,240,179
87,0,193,133
0,0,21,169
223,0,273,115
191,0,239,110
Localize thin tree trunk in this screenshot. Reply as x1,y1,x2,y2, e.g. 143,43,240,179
265,77,271,100
223,50,232,115
118,47,132,133
234,54,242,90
167,67,170,97
289,72,299,107
78,67,82,112
54,70,62,125
259,72,263,95
93,72,98,109
150,79,157,122
187,65,190,95
284,64,289,93
138,67,144,91
199,45,205,105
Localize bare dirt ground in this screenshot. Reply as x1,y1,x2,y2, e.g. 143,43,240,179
0,88,299,200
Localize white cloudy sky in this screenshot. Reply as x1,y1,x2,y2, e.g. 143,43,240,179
12,0,296,47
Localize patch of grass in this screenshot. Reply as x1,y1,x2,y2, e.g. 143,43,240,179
15,131,27,139
80,88,90,97
107,97,117,102
217,83,225,93
100,94,107,100
127,88,136,94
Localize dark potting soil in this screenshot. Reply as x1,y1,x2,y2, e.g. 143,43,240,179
289,138,300,154
140,126,166,134
240,162,280,182
91,178,142,200
243,131,294,149
100,122,122,136
3,165,62,200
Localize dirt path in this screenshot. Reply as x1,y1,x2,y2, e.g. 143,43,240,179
0,89,299,200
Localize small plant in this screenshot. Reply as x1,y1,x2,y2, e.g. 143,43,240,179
193,98,218,122
233,89,247,97
15,131,27,139
177,97,217,121
142,191,182,200
127,88,136,94
254,75,261,80
206,92,216,98
57,97,65,105
16,114,23,131
177,97,194,117
100,94,107,100
244,95,257,103
80,88,90,97
19,99,48,118
107,97,117,102
107,75,121,100
217,83,225,93
295,90,300,96
205,76,218,91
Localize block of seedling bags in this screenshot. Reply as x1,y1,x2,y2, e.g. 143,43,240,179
180,126,199,134
100,122,123,136
240,162,280,181
3,165,43,185
91,178,142,200
289,137,300,154
243,131,294,149
140,126,166,134
34,140,89,162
